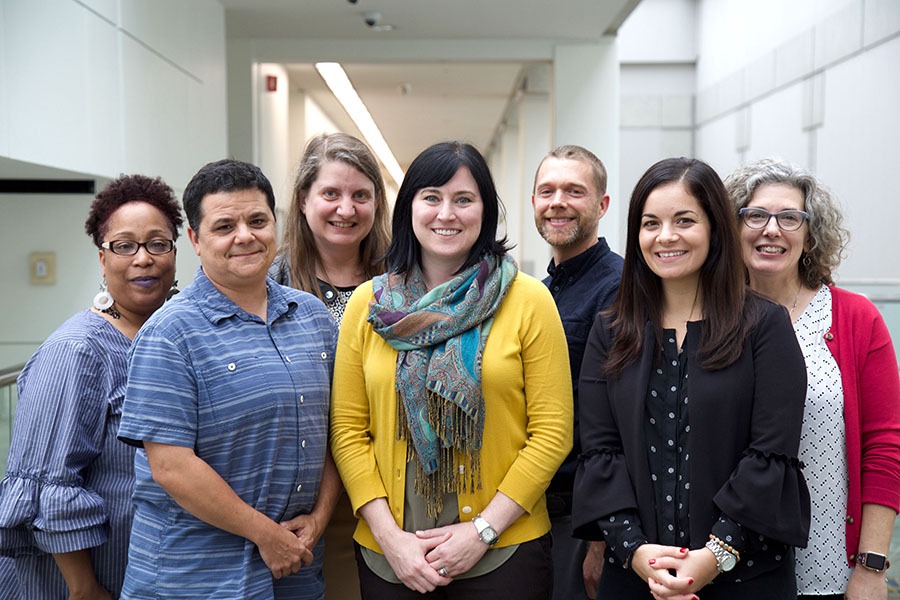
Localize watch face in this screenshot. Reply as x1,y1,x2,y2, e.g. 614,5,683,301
481,526,498,544
861,553,887,571
474,517,498,545
721,553,737,571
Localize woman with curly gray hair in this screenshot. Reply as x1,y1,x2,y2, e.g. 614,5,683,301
726,158,900,600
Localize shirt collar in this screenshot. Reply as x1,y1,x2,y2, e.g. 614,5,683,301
546,237,612,279
189,266,298,325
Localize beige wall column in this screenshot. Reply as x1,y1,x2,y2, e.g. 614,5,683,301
553,38,623,253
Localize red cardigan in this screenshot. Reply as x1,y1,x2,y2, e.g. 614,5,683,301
825,286,900,565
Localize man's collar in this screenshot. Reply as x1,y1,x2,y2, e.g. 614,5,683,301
190,267,297,325
547,237,609,276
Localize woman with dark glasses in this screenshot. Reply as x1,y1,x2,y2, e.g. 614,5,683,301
727,158,900,600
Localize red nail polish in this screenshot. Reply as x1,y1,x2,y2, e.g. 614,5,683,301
688,578,694,585
680,547,688,553
648,558,656,565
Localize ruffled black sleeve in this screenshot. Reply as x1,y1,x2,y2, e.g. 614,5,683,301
572,314,642,540
713,299,811,547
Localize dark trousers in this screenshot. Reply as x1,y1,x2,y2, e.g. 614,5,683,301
798,596,843,599
355,534,553,600
549,515,591,600
598,558,796,599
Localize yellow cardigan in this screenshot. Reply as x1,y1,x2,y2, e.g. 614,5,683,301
330,272,573,552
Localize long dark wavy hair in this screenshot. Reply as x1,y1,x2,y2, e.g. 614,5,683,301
605,157,762,376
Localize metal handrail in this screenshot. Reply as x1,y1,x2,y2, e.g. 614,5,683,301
0,364,24,388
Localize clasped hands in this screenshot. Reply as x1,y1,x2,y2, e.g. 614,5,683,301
256,514,322,579
378,521,489,593
630,543,718,600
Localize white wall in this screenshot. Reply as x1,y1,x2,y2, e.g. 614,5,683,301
0,0,226,365
617,0,696,233
694,0,900,286
257,63,291,216
0,0,227,183
695,0,858,88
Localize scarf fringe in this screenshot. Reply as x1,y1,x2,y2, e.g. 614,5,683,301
397,391,483,518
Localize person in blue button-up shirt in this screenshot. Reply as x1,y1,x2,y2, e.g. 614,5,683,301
118,159,340,599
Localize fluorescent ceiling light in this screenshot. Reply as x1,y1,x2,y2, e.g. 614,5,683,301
315,62,404,188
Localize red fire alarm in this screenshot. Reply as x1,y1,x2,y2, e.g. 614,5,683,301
266,75,278,92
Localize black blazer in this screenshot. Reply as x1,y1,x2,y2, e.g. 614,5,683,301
573,295,810,571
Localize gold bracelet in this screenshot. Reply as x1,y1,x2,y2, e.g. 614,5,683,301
709,534,741,562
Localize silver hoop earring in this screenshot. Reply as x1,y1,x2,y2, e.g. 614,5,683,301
93,279,114,311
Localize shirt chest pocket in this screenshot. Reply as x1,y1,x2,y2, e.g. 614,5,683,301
197,356,281,433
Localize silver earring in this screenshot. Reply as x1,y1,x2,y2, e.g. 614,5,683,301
93,279,114,311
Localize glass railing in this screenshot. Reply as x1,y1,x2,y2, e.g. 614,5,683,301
0,364,22,477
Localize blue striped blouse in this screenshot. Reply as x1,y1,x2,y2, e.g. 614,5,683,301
118,269,336,599
0,310,135,598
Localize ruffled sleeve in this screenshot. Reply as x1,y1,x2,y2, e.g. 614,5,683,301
572,314,642,540
0,327,115,555
713,300,810,547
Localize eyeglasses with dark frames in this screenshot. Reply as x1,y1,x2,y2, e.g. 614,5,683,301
738,207,809,232
101,239,176,256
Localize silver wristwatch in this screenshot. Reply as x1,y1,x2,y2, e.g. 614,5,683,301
473,515,499,547
705,539,737,573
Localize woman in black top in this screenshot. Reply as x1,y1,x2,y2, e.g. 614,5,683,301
572,158,810,599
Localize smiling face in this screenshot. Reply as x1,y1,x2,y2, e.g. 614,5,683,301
740,183,808,284
412,166,484,277
532,157,609,262
99,201,177,320
302,160,376,254
639,182,711,288
187,188,277,294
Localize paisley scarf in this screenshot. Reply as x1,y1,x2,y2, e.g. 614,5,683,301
367,254,517,517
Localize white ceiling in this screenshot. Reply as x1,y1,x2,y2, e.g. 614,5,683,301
221,0,638,41
221,0,640,169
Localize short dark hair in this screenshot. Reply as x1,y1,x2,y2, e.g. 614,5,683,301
385,141,509,275
183,159,276,231
606,157,759,375
85,174,183,247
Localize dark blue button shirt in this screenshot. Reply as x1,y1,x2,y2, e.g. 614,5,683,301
543,238,623,495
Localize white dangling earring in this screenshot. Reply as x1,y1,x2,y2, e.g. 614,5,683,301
93,279,114,311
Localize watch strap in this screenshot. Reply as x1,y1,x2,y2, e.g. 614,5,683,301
473,515,499,547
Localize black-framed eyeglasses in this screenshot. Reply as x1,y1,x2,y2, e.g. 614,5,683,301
101,239,176,256
738,207,809,232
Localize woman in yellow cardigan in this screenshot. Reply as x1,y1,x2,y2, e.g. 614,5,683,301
330,141,573,599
